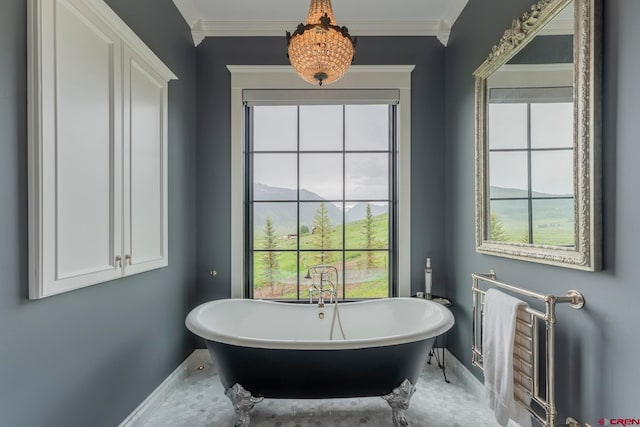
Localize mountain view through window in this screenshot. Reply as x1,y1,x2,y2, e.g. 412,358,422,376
248,104,395,300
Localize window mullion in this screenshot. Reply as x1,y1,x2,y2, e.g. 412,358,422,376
527,103,534,244
342,105,346,300
246,106,254,299
390,104,397,298
296,106,301,301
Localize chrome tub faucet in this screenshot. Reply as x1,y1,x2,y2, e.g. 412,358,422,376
305,265,338,307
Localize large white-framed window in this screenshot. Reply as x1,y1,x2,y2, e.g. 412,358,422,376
247,101,396,300
229,65,414,298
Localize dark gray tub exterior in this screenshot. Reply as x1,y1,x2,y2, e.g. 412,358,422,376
205,338,435,399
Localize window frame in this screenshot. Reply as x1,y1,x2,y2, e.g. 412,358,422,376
229,65,414,299
246,104,397,300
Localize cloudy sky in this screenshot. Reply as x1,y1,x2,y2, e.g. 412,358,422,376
252,105,391,205
489,102,574,196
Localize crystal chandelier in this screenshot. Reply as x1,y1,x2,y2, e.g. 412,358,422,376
286,0,357,86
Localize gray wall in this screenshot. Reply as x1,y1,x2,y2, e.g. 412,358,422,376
446,0,638,422
0,1,197,426
195,37,447,303
509,35,573,64
3,0,636,423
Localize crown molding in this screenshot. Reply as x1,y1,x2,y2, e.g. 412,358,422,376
76,0,177,80
436,20,451,46
190,19,454,47
172,0,200,28
191,20,206,46
443,0,469,31
436,0,469,45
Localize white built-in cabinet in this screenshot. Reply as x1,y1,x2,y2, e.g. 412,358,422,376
28,0,177,299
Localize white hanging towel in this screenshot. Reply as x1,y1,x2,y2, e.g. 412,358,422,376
483,288,532,427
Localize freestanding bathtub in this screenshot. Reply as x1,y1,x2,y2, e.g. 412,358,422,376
186,297,454,426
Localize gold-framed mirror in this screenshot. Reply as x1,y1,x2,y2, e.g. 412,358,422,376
474,0,601,270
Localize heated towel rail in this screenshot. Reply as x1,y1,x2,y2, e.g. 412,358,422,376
472,271,585,427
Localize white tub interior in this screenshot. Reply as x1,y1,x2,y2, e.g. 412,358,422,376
186,297,454,350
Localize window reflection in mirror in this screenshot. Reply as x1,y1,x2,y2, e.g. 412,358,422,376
488,100,574,246
485,1,575,247
474,0,601,270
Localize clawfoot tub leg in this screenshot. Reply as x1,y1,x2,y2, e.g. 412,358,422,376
224,383,263,427
382,379,415,427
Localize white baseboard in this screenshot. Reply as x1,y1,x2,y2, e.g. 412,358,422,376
118,349,210,427
440,348,485,400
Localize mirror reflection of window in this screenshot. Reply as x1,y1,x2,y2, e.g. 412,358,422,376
487,89,574,247
474,0,601,271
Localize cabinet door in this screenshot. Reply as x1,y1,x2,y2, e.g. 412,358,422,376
122,46,169,275
28,0,124,298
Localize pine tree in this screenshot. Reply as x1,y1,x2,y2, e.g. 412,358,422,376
490,211,507,241
311,202,333,265
262,216,279,295
520,228,531,244
363,203,377,269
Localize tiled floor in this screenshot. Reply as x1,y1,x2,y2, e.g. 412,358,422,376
142,351,502,427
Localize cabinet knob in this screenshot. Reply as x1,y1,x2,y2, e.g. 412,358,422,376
125,254,132,266
115,256,122,268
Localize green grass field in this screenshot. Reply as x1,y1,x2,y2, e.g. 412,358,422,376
491,198,575,246
499,217,574,245
252,212,390,299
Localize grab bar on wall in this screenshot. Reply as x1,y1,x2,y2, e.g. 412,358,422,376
472,271,585,427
